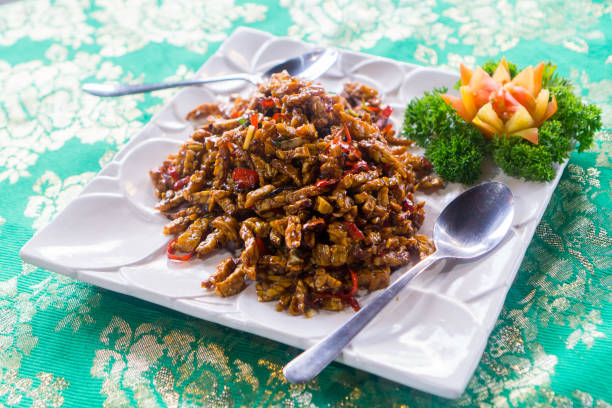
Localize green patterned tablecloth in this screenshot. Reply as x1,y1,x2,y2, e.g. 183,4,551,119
1,0,611,406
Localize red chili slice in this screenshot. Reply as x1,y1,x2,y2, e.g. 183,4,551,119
347,269,359,297
344,270,361,311
250,114,258,128
344,221,365,240
329,138,351,153
343,123,352,143
382,123,392,135
173,176,190,191
381,105,393,117
314,271,358,299
347,297,361,312
232,167,259,190
329,127,361,160
272,113,287,121
402,197,415,212
315,178,339,188
346,160,368,174
363,105,380,113
312,269,361,310
167,238,195,261
255,237,267,254
167,166,178,180
259,97,276,108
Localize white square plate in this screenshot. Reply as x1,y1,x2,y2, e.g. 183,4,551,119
20,27,566,398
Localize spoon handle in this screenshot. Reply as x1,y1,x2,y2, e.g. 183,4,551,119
283,253,442,384
82,74,257,97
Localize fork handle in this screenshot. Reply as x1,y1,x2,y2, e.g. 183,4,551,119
282,252,442,384
82,73,257,97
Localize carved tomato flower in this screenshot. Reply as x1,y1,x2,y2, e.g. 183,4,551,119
441,58,558,144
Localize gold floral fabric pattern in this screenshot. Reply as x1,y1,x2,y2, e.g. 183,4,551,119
0,0,610,406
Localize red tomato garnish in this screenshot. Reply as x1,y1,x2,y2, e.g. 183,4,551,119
232,167,259,190
505,83,536,113
272,113,287,121
173,176,190,191
490,87,522,120
471,68,502,108
344,221,365,240
167,238,195,261
315,178,339,188
250,114,258,128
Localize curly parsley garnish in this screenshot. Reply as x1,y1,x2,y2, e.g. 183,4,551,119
403,60,602,183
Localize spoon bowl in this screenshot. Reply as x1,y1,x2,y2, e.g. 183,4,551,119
283,181,515,385
262,49,339,81
82,48,338,97
434,182,514,259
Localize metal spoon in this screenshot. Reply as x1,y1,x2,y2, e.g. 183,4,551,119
283,181,515,384
82,48,338,97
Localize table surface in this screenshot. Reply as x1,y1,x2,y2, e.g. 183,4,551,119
1,0,610,407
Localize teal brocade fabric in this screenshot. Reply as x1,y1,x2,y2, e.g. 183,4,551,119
0,0,611,406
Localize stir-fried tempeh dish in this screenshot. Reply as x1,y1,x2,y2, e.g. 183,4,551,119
150,72,441,316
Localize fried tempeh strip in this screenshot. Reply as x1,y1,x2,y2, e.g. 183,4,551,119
245,184,275,208
215,267,246,297
175,218,204,253
239,223,259,280
284,216,302,249
288,280,308,315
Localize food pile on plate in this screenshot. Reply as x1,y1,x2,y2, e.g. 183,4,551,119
150,72,439,315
